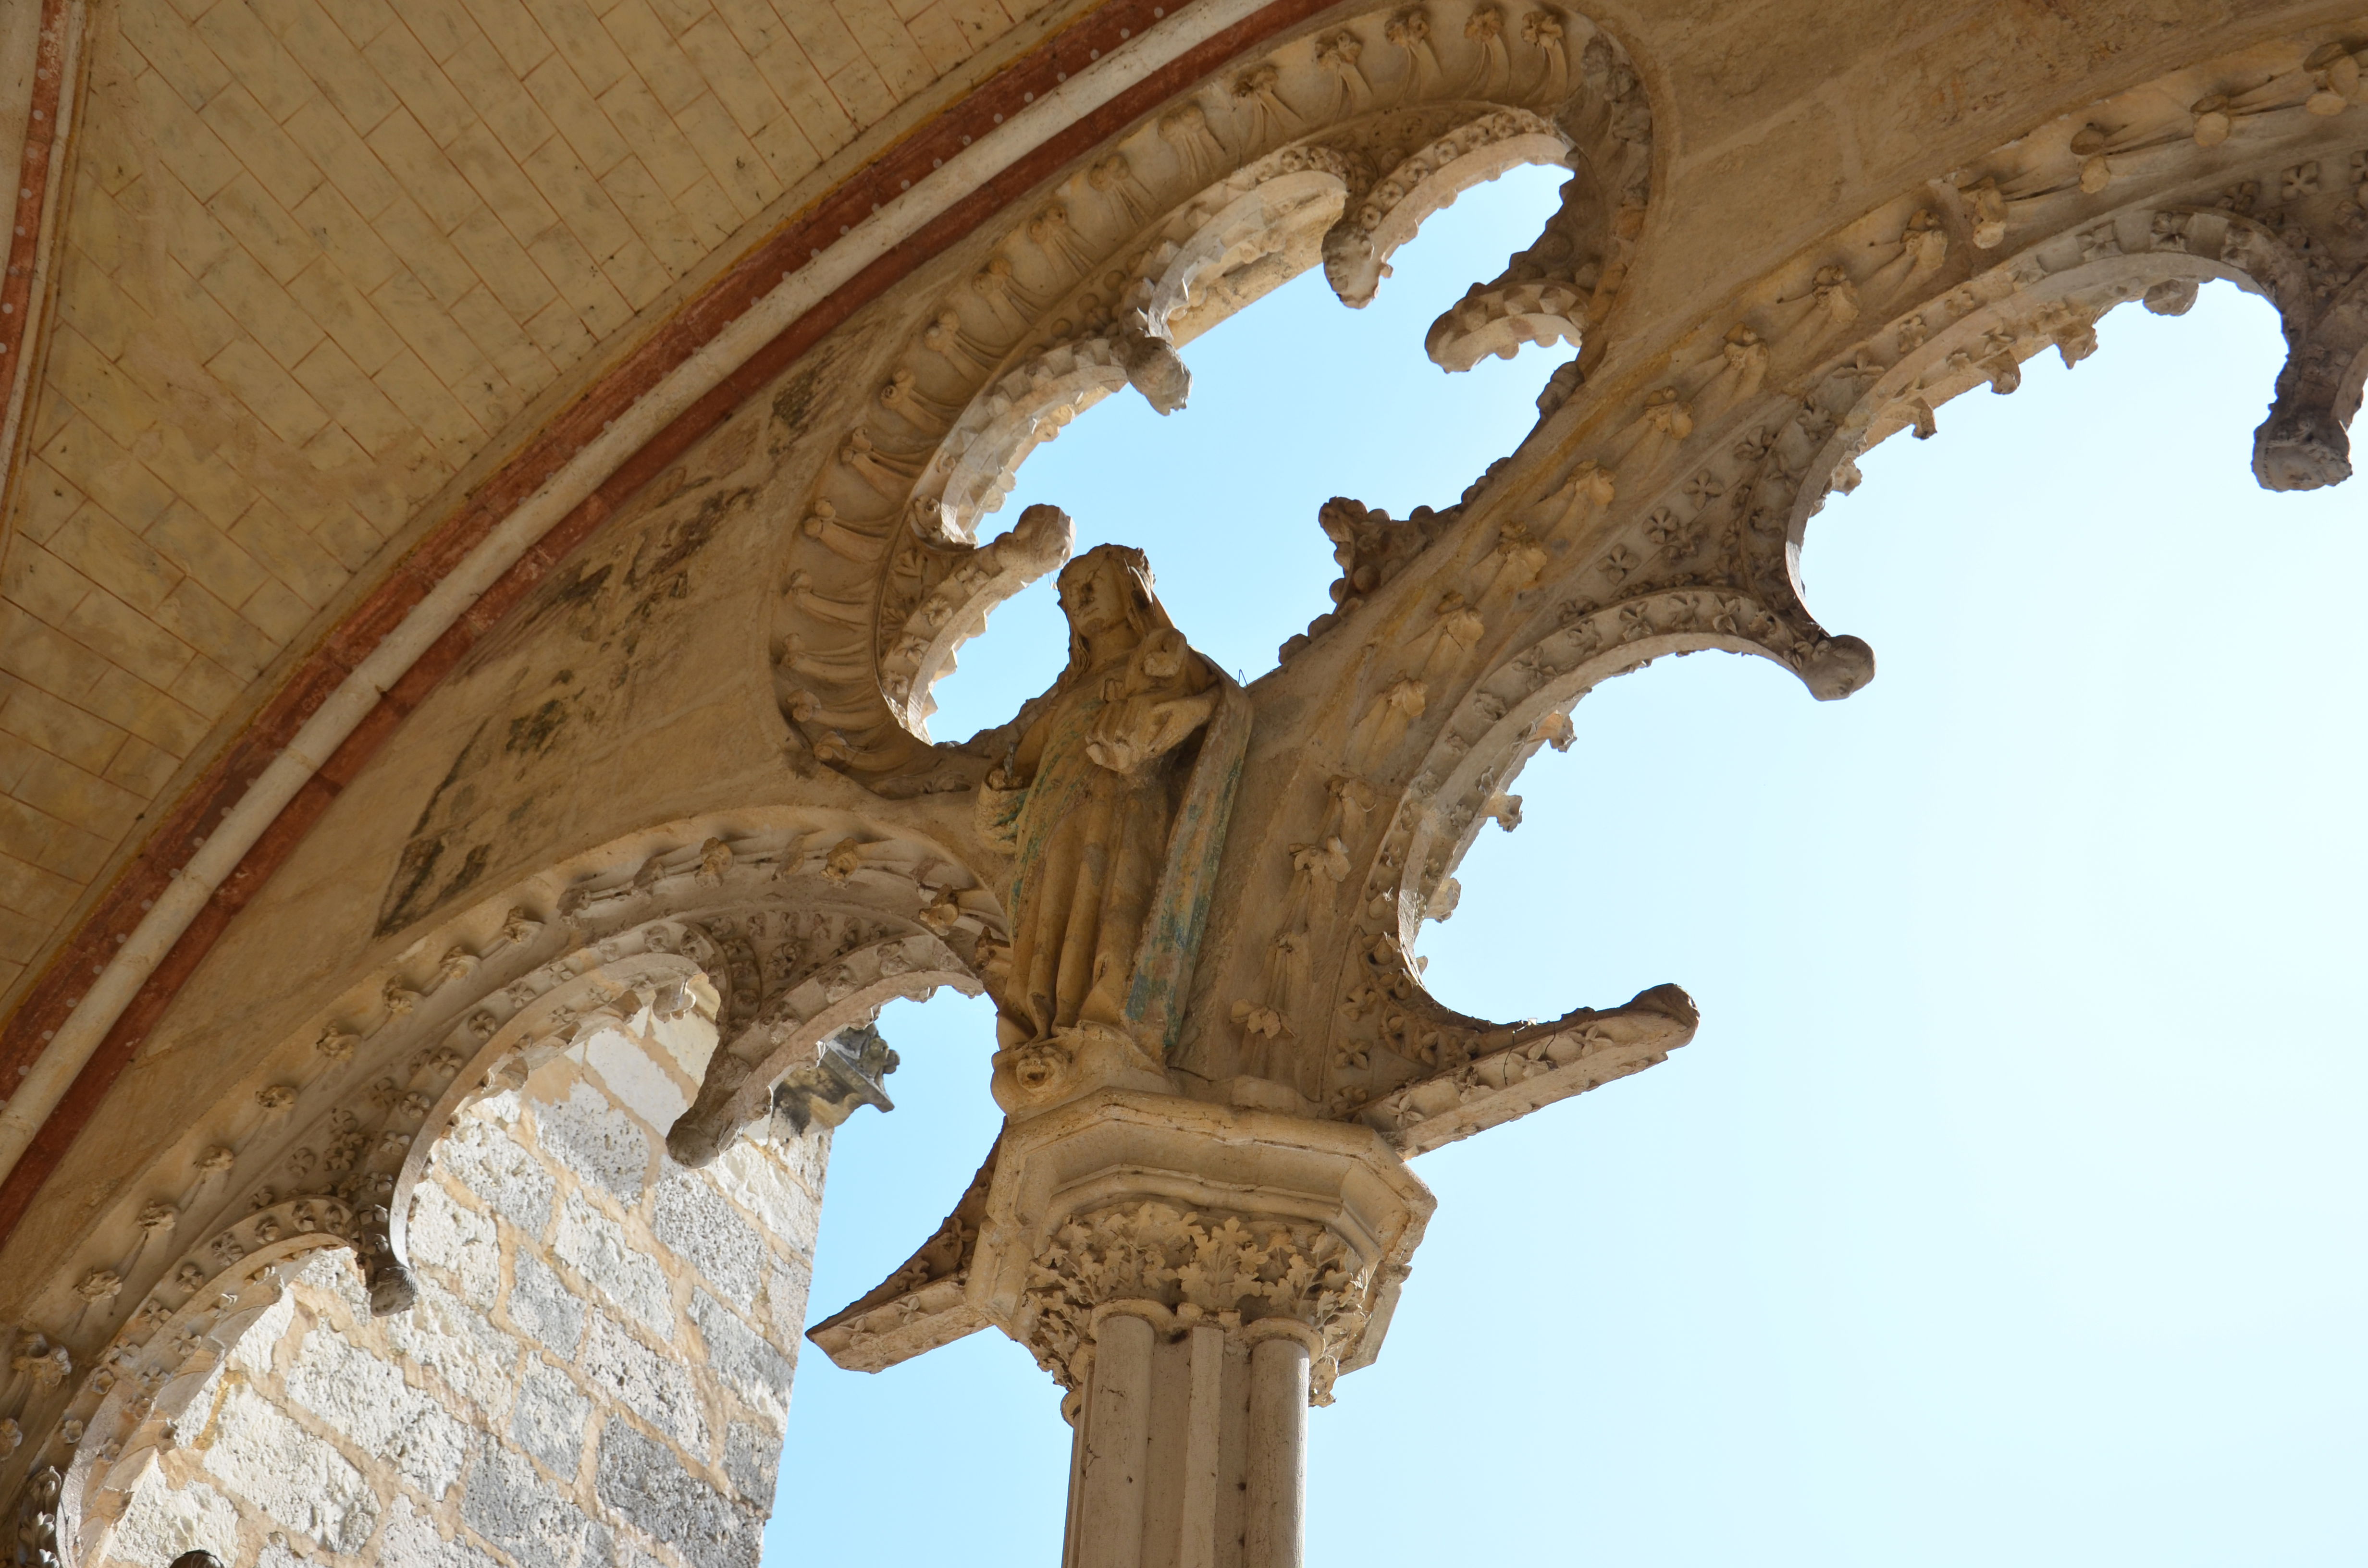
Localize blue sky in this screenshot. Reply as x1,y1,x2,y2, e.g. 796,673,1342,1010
770,166,2368,1565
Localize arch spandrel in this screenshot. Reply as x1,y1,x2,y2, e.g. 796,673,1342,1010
0,343,1009,1305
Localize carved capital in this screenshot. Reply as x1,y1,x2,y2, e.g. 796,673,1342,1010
969,1091,1431,1402
1020,1200,1371,1395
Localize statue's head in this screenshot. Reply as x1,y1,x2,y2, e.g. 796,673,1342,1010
1055,544,1165,655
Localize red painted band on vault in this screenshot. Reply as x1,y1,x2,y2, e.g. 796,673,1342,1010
0,0,70,395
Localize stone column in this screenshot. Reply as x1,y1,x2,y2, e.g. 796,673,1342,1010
1242,1334,1307,1568
968,1092,1433,1568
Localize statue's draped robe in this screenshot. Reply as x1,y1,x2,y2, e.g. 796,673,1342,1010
997,648,1213,1050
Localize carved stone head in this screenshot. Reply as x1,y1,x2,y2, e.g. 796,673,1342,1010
1321,217,1388,307
1054,543,1174,674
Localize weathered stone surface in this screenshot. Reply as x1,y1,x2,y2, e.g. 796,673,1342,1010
788,1129,832,1198
460,1448,593,1568
651,1168,764,1304
582,1024,696,1131
440,1112,557,1236
227,1292,297,1375
554,1191,673,1339
507,1250,587,1359
759,1259,815,1349
716,1136,826,1236
508,1361,592,1480
723,1421,782,1507
295,1249,372,1312
386,1279,519,1423
533,1084,654,1205
593,1422,757,1568
285,1328,471,1499
582,1313,706,1453
689,1291,793,1421
104,1470,239,1568
408,1180,501,1308
376,1497,506,1568
201,1388,378,1553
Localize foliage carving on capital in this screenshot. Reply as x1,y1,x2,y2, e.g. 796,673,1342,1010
1018,1202,1369,1395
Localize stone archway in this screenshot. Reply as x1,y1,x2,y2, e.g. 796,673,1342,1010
10,808,999,1567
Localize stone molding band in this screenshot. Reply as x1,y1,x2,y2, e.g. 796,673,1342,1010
0,0,79,522
0,0,1339,1242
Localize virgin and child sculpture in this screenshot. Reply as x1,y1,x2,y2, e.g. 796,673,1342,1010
973,529,1251,1113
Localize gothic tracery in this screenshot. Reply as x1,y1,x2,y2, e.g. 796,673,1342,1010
4,2,2368,1563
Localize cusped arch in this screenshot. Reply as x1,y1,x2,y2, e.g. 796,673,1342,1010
55,1246,345,1568
771,0,1656,776
0,811,1002,1505
1289,588,1855,1147
1172,20,2368,1167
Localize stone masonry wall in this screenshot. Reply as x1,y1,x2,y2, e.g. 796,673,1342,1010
76,1050,828,1568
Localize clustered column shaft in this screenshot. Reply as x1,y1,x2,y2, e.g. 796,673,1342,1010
1063,1308,1309,1568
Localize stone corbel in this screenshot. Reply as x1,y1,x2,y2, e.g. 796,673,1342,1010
769,1023,900,1135
806,1141,999,1373
666,932,975,1166
2252,261,2368,490
1359,983,1698,1155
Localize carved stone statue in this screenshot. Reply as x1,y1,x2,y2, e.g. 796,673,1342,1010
975,536,1249,1112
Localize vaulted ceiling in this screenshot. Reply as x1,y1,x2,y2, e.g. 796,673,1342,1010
0,0,1072,1010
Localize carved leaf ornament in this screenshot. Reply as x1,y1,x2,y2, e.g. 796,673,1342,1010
1020,1203,1363,1389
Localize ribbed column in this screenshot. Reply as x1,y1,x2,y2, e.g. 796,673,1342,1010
1176,1324,1227,1568
1073,1310,1156,1568
1060,1387,1089,1568
1242,1335,1308,1568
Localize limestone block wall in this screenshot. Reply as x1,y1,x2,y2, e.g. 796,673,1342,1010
73,1053,827,1568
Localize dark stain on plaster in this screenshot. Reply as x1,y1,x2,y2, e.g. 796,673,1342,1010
506,699,570,756
373,478,759,939
377,720,502,935
766,328,868,445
